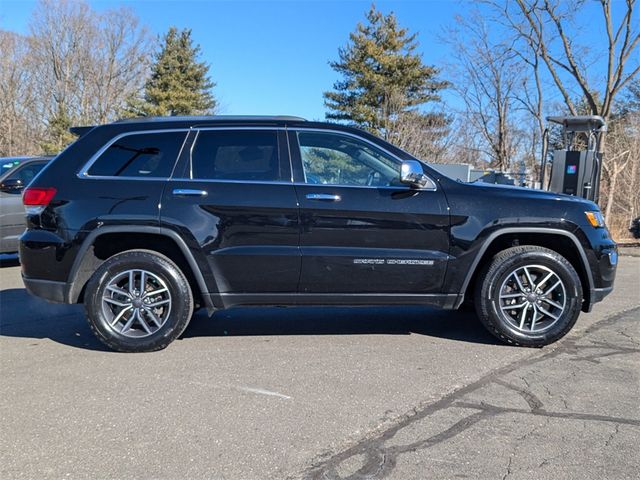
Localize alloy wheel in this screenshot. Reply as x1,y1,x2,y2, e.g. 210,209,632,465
101,269,172,338
498,264,566,333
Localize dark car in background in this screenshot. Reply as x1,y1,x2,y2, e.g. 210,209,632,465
0,156,52,254
18,116,617,352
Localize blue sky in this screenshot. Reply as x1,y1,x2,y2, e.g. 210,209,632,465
0,0,470,119
1,0,611,120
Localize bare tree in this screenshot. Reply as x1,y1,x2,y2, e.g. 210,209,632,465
382,91,452,162
445,13,525,171
0,0,153,155
600,111,640,237
0,31,41,156
493,0,640,148
86,7,152,124
476,0,640,239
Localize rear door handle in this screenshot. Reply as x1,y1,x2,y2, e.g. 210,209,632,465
305,193,341,202
172,189,208,197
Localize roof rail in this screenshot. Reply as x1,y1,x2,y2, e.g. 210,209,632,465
113,115,307,124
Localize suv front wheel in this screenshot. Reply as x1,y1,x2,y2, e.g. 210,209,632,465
84,249,194,352
474,245,583,347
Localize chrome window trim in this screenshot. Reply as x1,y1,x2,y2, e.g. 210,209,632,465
292,182,435,192
292,127,437,191
76,125,436,191
77,128,191,179
167,178,293,186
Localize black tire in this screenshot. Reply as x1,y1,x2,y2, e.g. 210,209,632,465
474,245,582,347
84,249,194,352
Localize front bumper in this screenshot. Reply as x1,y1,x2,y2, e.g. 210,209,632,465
590,286,614,304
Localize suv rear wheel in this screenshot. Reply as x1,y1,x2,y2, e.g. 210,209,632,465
84,249,194,352
474,245,582,347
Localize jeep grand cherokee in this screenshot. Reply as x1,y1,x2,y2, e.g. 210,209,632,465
19,116,617,352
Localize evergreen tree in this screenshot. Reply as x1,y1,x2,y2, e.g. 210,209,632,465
40,107,76,154
134,27,215,116
324,5,447,138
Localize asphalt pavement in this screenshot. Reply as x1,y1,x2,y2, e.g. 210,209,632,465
1,255,638,479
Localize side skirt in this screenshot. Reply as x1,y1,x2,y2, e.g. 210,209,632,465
207,293,460,310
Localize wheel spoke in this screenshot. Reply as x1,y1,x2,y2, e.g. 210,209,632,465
535,271,554,291
499,292,523,299
537,304,560,320
501,302,527,310
541,297,564,310
136,310,152,334
543,279,562,295
523,267,535,289
143,307,163,328
142,287,168,298
140,270,146,295
128,270,135,295
511,272,526,292
110,305,132,326
519,306,528,329
530,305,540,331
146,298,170,308
103,297,131,308
120,310,137,333
106,285,131,298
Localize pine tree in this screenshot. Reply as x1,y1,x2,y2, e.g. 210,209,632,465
40,107,76,154
135,27,216,117
324,5,447,138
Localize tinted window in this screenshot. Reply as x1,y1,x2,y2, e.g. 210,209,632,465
189,130,281,181
88,132,187,178
297,131,400,187
1,160,21,176
7,162,47,185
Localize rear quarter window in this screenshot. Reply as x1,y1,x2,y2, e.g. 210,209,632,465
87,131,187,178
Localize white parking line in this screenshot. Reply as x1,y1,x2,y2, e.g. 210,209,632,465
236,386,292,400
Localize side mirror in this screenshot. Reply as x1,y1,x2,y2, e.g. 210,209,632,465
0,178,24,194
400,160,432,188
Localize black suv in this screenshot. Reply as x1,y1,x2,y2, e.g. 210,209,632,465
19,116,617,352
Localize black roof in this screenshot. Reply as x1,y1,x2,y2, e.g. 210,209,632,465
70,115,309,138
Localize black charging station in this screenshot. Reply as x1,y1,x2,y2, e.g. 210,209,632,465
540,115,606,202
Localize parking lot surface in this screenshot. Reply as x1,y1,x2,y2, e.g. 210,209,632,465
1,255,639,479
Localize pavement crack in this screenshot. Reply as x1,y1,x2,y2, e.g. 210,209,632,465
454,401,640,426
501,455,513,480
618,330,638,345
604,424,621,448
297,306,640,480
494,378,545,412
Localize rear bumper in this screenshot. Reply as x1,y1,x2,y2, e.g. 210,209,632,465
22,276,67,303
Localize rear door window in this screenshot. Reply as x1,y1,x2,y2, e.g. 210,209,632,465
188,130,283,182
87,131,187,178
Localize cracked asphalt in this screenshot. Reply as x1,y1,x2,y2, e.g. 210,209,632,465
1,255,638,479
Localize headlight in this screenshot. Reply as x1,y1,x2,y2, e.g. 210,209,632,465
585,211,606,228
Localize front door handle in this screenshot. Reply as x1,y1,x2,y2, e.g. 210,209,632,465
172,189,208,197
305,193,341,202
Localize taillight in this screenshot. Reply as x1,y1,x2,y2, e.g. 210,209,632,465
22,187,56,213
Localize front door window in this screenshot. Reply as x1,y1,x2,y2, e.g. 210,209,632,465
297,131,400,187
